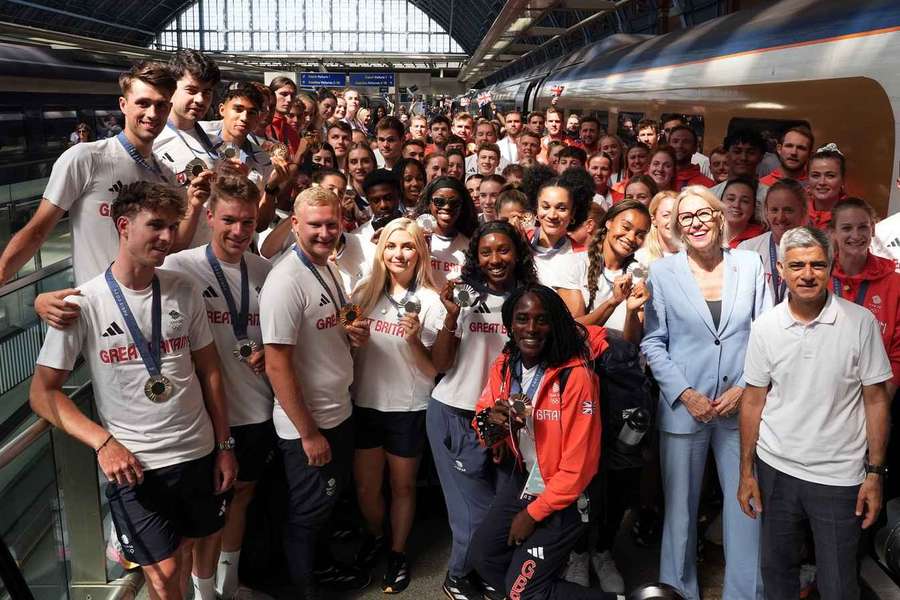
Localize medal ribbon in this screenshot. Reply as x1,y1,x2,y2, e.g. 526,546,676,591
831,277,870,306
165,121,219,161
116,131,162,176
293,244,346,309
105,266,163,377
769,235,786,303
530,226,567,257
384,279,418,316
205,244,249,340
507,358,546,467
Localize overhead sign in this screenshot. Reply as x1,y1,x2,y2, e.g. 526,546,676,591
349,72,395,87
299,72,347,87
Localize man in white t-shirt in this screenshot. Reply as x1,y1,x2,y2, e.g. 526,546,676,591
708,129,770,218
497,111,522,164
260,186,371,594
29,181,237,600
163,174,273,599
2,62,211,329
738,227,892,600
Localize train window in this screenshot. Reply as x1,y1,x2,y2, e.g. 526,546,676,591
93,110,124,139
727,117,811,155
0,111,26,157
42,108,78,152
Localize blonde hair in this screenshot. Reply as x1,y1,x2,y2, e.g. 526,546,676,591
351,218,437,316
671,185,727,249
293,186,341,215
643,190,680,263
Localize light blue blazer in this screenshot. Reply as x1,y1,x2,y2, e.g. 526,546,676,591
641,249,771,434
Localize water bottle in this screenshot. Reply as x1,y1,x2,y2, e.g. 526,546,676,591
617,407,650,449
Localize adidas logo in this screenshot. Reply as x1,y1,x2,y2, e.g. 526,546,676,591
475,302,491,314
202,285,219,298
526,546,544,559
255,286,262,295
887,237,900,248
108,180,124,193
101,321,124,337
319,293,331,307
163,152,174,163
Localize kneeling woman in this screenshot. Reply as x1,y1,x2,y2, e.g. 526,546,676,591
471,285,615,600
350,218,443,592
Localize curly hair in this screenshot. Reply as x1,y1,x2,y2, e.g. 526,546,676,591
585,199,651,311
460,220,538,290
520,163,557,210
413,176,479,238
500,284,588,368
111,181,186,224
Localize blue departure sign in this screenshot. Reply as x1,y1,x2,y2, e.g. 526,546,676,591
349,72,395,87
299,72,348,87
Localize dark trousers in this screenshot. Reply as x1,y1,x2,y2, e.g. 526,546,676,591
278,417,354,585
470,469,616,600
758,459,862,600
596,466,642,552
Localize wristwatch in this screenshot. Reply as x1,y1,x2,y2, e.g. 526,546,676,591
216,436,236,451
865,463,888,476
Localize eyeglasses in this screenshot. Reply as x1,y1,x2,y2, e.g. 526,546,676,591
676,208,718,228
431,196,460,210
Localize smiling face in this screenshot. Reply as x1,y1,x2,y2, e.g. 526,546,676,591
382,228,419,279
478,180,503,217
536,186,573,238
579,121,599,147
118,208,180,267
727,141,763,177
710,151,729,182
429,186,462,235
208,197,257,261
626,146,649,176
334,97,347,119
605,209,651,260
347,148,375,184
599,136,621,163
292,202,341,263
478,232,517,291
344,90,361,117
765,189,806,242
120,80,172,145
401,164,425,205
318,97,336,121
447,153,465,180
677,193,721,253
778,131,812,175
831,206,873,263
649,152,675,189
171,74,214,124
477,149,500,175
808,157,844,205
652,195,677,248
511,292,551,367
588,155,612,191
721,182,755,230
778,244,829,304
220,96,260,142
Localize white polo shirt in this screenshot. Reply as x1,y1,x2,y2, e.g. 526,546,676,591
743,293,892,486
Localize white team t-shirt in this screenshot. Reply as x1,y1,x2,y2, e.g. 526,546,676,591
36,269,215,470
430,233,469,288
575,261,641,332
743,294,892,485
432,289,509,411
873,212,900,272
532,236,587,291
43,137,174,284
259,249,353,438
153,123,220,185
737,231,783,305
164,247,274,426
351,286,442,412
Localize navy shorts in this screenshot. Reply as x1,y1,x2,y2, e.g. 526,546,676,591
354,406,427,458
106,452,228,566
232,420,275,482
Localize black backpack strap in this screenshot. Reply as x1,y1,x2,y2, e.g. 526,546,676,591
556,366,573,397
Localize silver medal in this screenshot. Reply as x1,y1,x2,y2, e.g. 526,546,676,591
401,294,422,316
630,265,648,282
144,374,173,403
184,158,206,179
233,338,258,361
415,213,437,234
452,283,480,308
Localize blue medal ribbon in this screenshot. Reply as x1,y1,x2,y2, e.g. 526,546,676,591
832,277,870,306
292,244,346,308
104,266,162,377
165,121,219,162
384,279,418,317
769,235,786,303
530,226,567,257
205,244,249,340
511,359,546,400
116,131,162,176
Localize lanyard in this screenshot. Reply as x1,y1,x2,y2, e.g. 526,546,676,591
105,266,162,377
769,235,786,303
511,359,546,400
212,132,260,165
165,121,218,161
293,244,346,308
530,227,567,257
116,131,162,176
205,244,250,340
384,280,417,316
832,277,870,306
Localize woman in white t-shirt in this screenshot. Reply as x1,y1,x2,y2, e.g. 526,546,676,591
350,218,442,593
427,220,540,598
529,170,593,314
414,176,479,288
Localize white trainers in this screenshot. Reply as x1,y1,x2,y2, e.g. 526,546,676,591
562,551,591,587
591,550,625,593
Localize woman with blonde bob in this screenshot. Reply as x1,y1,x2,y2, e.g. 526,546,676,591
641,185,770,600
636,190,682,267
349,218,444,593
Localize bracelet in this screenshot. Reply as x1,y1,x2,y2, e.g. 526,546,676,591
441,319,458,333
95,434,113,454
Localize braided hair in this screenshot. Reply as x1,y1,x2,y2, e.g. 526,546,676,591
585,199,651,311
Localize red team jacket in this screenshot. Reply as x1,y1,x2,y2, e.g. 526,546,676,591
831,252,900,386
474,327,608,522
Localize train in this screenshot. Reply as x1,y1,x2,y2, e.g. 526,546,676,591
475,0,900,217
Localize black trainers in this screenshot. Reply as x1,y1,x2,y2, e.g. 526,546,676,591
442,572,482,600
313,563,371,591
382,551,410,593
355,533,387,568
471,571,505,600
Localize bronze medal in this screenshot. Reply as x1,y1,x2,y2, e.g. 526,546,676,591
339,303,362,327
144,374,173,403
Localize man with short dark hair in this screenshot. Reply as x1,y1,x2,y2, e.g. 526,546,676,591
427,115,451,154
527,111,546,136
760,126,814,186
466,120,509,173
374,116,405,169
636,119,658,146
452,113,475,144
327,121,353,169
30,181,237,600
739,226,891,600
498,110,523,163
710,129,771,215
354,169,403,257
266,76,301,154
402,138,425,162
573,116,601,154
556,146,588,174
517,130,542,165
669,125,714,189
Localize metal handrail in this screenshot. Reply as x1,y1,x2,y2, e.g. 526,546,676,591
0,257,72,299
0,418,49,471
